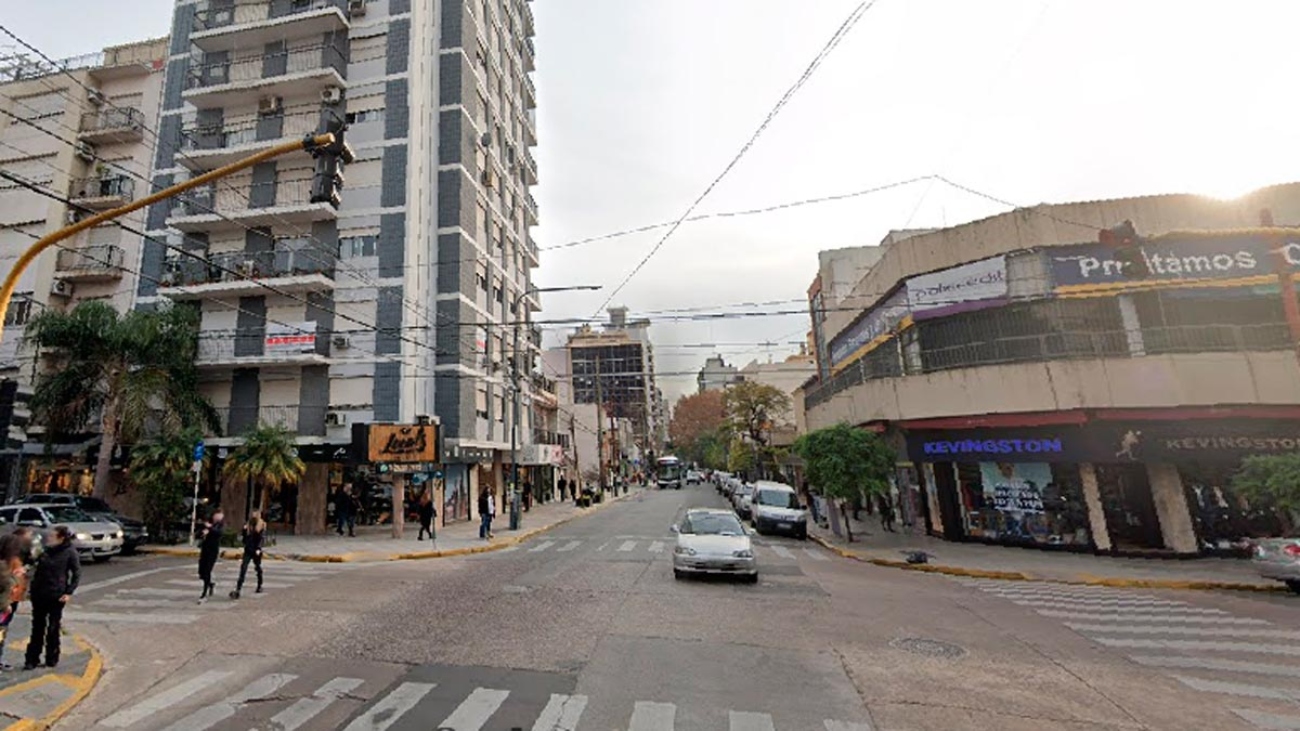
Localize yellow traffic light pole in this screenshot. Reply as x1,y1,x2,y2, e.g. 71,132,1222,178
0,132,337,343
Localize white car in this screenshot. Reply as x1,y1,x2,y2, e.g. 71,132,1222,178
750,481,808,539
685,469,703,485
672,508,757,582
732,483,755,520
0,503,124,562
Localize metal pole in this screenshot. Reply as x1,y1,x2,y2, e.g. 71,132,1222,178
188,462,202,546
0,133,335,342
594,354,605,493
509,292,522,530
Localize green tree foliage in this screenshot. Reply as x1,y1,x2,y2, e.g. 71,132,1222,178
668,390,726,464
222,423,306,513
1233,454,1300,533
793,423,895,541
723,381,791,446
130,428,205,541
727,438,755,475
25,300,217,497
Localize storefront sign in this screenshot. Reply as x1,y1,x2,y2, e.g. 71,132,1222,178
906,255,1008,320
295,443,353,464
1102,420,1300,463
1049,233,1300,292
265,321,318,353
979,462,1049,514
828,289,908,367
907,427,1091,464
443,443,495,464
355,424,439,463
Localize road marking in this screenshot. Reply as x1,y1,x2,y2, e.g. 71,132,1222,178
770,546,795,560
596,542,609,552
91,598,234,610
267,676,365,731
557,540,582,552
628,701,676,731
163,579,295,589
803,549,828,561
1232,709,1300,730
529,541,556,553
1129,655,1300,678
342,682,436,731
986,587,1172,601
1017,601,1224,615
160,673,296,731
1172,674,1300,701
824,721,873,731
648,541,665,553
120,587,207,598
618,541,637,552
76,567,179,594
1066,623,1300,640
729,710,775,731
68,611,199,625
531,693,588,731
438,687,510,731
100,670,236,728
1092,637,1300,656
1036,609,1267,625
998,594,1186,607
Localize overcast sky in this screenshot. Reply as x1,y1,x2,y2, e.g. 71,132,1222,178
7,1,1300,403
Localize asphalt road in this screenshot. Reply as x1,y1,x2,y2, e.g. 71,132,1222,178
36,485,1300,730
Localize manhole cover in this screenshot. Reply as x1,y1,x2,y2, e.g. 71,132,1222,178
890,637,966,658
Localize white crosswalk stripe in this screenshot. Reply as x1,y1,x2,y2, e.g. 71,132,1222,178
160,673,296,731
266,676,365,731
1035,609,1268,625
648,541,666,553
1172,674,1300,701
803,548,829,561
529,541,556,553
730,710,777,731
530,693,588,731
770,546,795,560
1129,655,1300,679
342,681,436,731
68,610,200,625
1065,623,1300,641
1233,708,1300,730
628,701,676,731
618,540,638,552
823,721,873,731
100,671,236,728
557,540,582,552
438,687,510,731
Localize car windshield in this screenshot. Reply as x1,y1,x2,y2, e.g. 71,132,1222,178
681,513,743,536
757,490,800,509
44,506,94,523
79,498,112,513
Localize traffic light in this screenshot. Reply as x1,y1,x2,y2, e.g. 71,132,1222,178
308,110,353,208
0,378,32,454
1099,220,1150,279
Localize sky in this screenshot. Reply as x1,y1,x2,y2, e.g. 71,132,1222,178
7,1,1300,404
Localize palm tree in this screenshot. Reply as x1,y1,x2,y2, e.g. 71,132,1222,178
24,300,218,498
130,427,206,540
222,423,306,515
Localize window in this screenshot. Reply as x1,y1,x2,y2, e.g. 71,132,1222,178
3,296,32,327
0,508,12,524
340,235,377,258
350,108,385,124
493,392,505,423
476,384,488,418
17,508,44,526
493,279,504,304
476,262,489,291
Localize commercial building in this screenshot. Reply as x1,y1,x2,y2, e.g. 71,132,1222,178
697,354,738,393
803,183,1300,555
0,39,170,503
134,0,538,531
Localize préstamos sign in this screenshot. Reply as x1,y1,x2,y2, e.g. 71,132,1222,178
1050,234,1300,290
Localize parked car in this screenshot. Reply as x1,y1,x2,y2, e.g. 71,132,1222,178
671,508,757,582
750,481,808,539
1252,538,1300,593
714,472,732,494
0,503,123,562
685,469,703,485
732,483,755,520
16,493,148,552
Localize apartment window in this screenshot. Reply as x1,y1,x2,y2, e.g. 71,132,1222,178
350,109,385,124
476,92,488,129
493,278,504,304
476,384,488,419
476,202,487,242
3,295,32,327
493,393,505,423
476,264,488,292
340,235,377,258
494,222,504,252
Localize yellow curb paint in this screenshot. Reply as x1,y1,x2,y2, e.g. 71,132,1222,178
0,636,102,731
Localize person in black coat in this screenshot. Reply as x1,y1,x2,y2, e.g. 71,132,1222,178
231,513,265,599
24,526,80,670
197,511,224,602
417,492,437,541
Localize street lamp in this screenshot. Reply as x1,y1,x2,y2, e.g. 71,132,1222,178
508,284,601,530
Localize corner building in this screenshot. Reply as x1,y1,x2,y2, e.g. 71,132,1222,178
145,0,539,532
804,183,1300,556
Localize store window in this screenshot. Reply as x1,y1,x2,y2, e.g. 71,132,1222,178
1180,463,1284,553
956,462,1090,547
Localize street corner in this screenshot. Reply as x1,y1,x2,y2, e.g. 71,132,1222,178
0,635,102,731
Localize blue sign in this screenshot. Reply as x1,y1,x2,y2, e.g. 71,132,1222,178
1049,233,1300,290
828,288,908,367
906,426,1092,464
193,441,205,461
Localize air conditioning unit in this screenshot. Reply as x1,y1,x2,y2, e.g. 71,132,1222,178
348,0,367,16
325,411,346,427
75,141,96,163
331,334,351,349
50,280,73,298
257,96,283,115
321,86,343,104
87,89,105,106
479,131,492,147
481,168,496,189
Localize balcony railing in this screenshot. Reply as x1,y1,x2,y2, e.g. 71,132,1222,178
79,107,145,142
162,244,336,288
175,177,323,217
194,0,348,31
187,43,347,91
55,244,125,280
532,430,570,448
69,175,135,204
180,107,320,156
214,404,327,437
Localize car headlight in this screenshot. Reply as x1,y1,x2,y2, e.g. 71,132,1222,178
75,533,90,541
674,546,696,556
113,531,123,539
733,549,754,558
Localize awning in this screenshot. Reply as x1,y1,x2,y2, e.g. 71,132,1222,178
21,436,101,457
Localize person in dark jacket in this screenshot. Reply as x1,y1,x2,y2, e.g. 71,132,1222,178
417,492,437,541
336,485,357,537
197,511,224,602
24,526,80,670
231,513,265,599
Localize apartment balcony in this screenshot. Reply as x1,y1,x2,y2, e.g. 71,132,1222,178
531,429,569,448
197,324,330,369
522,148,538,186
523,108,537,146
524,192,538,225
68,175,135,210
178,106,321,171
158,246,336,300
520,36,535,73
183,43,347,107
215,404,327,438
523,234,539,266
520,1,535,36
54,244,125,282
79,107,145,145
166,177,337,233
191,0,349,53
522,73,537,110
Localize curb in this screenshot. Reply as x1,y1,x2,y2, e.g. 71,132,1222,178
807,534,1287,593
139,489,639,565
0,635,103,731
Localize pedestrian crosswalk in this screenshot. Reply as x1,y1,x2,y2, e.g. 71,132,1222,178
95,668,875,730
497,537,830,562
957,578,1300,730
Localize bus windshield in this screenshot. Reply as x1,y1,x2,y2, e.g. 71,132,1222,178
656,459,682,482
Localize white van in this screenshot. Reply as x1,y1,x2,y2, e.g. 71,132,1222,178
750,481,808,539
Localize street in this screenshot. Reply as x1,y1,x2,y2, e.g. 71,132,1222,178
17,486,1300,730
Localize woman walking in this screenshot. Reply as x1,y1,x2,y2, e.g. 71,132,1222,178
417,492,437,541
197,511,224,602
0,529,32,671
24,526,80,670
231,512,266,599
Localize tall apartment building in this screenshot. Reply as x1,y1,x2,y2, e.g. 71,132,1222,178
564,307,663,462
0,39,169,502
696,354,738,393
139,0,539,531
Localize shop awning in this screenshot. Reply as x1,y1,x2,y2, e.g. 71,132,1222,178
20,436,101,457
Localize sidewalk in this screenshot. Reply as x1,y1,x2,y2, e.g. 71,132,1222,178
142,487,640,563
0,627,101,731
809,510,1281,592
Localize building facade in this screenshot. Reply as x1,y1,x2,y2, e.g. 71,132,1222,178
696,354,738,393
804,183,1300,556
564,307,663,463
137,0,538,531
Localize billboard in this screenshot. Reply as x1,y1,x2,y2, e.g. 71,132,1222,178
906,255,1008,320
1048,232,1300,292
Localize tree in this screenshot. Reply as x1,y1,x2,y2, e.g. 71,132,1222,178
793,423,895,542
25,300,218,498
723,381,791,446
1232,454,1298,534
130,428,205,541
668,391,725,464
222,423,305,517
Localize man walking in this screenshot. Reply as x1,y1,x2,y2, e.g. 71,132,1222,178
24,526,80,670
558,475,568,502
478,486,495,540
197,511,224,602
336,484,357,537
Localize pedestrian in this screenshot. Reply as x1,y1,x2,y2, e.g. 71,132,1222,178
197,511,224,602
522,480,533,512
24,525,80,670
417,491,437,541
477,486,495,539
336,484,357,537
230,512,265,599
878,493,896,533
0,530,32,671
558,475,568,502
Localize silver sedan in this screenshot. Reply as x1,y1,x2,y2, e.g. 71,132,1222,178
671,508,757,583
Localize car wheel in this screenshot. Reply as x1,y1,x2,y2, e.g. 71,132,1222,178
673,569,684,581
92,555,110,564
745,574,759,584
1287,580,1300,595
797,529,807,541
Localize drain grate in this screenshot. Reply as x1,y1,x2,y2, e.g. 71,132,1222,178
890,637,966,659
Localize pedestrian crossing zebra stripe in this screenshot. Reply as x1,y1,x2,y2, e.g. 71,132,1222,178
1035,609,1268,625
530,541,556,553
557,540,581,552
1065,623,1300,641
342,681,436,731
731,710,777,731
159,673,296,731
438,687,511,730
1232,708,1300,730
1011,600,1226,615
269,677,365,731
628,700,676,731
531,693,588,731
100,670,236,728
1091,637,1300,657
1171,674,1300,702
67,610,199,625
1129,655,1300,679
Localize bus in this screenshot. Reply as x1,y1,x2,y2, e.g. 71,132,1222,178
656,455,684,490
